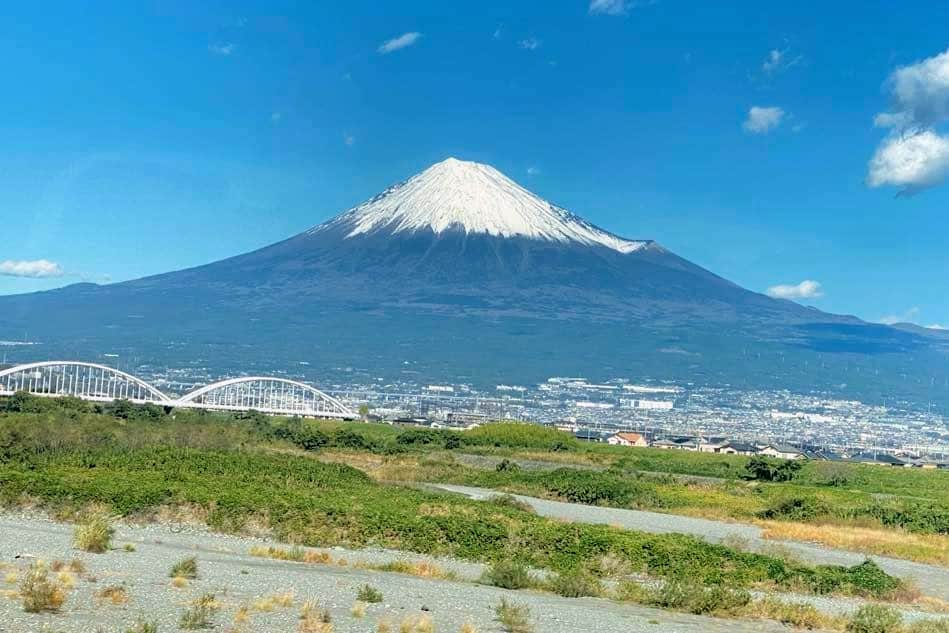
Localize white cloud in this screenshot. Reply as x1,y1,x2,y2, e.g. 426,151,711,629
869,48,949,194
878,48,949,132
0,259,64,278
378,32,421,54
493,25,502,39
867,130,949,194
879,306,920,325
589,0,654,15
766,280,823,300
344,134,355,146
208,42,235,56
927,323,947,330
271,111,282,122
519,37,541,51
527,166,540,176
743,106,785,134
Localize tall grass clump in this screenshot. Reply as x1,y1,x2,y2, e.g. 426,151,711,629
495,598,533,633
357,584,383,603
73,511,114,553
482,560,532,590
180,592,219,630
846,605,903,633
170,556,199,579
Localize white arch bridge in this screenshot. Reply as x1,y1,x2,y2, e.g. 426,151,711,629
0,361,357,419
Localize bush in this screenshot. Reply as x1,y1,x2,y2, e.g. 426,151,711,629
652,581,751,616
745,456,803,482
488,494,535,514
19,562,66,613
125,619,159,633
495,598,533,633
496,459,520,473
180,593,219,629
846,604,903,633
356,583,383,603
549,570,601,597
170,556,199,579
483,560,532,590
73,511,114,553
758,496,831,522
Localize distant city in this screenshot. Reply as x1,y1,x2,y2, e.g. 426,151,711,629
127,361,949,462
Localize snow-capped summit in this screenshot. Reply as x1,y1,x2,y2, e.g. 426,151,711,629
310,157,649,254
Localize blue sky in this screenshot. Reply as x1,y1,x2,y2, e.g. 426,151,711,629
1,1,948,328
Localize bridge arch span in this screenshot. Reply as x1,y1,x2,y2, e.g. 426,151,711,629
0,361,172,403
176,376,356,419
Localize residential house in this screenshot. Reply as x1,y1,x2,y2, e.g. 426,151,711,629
607,431,648,447
757,444,805,460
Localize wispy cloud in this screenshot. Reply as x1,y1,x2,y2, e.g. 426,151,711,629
493,25,502,39
526,166,541,176
519,37,541,51
378,32,422,54
927,323,947,330
879,306,920,325
761,48,802,75
868,48,949,194
589,0,654,15
208,42,236,56
743,106,785,134
344,134,355,146
766,280,823,300
0,259,64,278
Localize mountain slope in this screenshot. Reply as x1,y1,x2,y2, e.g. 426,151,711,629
0,158,945,405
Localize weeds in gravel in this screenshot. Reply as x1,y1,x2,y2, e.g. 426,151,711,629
180,592,220,630
365,560,455,580
124,618,158,633
123,543,137,552
377,618,392,633
19,561,66,613
740,596,845,630
459,624,478,633
846,605,904,633
351,601,367,618
96,584,129,605
299,601,332,632
495,598,533,633
4,570,17,585
398,615,435,633
905,620,949,633
482,560,532,590
357,584,383,603
249,544,335,565
50,559,85,574
170,575,188,589
234,605,251,624
73,511,114,553
170,556,198,579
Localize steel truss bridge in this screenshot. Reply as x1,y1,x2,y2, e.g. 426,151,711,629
0,361,357,419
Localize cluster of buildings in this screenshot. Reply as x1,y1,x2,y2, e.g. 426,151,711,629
590,430,946,467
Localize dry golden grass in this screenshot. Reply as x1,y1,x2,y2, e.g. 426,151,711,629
56,571,76,589
359,560,456,580
249,545,335,565
758,521,949,567
19,561,66,613
351,601,367,618
96,584,130,605
398,614,435,633
459,624,478,633
738,596,848,631
299,601,333,632
234,605,251,624
170,575,188,589
72,511,115,553
377,618,392,633
4,571,18,585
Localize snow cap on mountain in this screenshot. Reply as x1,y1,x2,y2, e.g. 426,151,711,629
311,157,649,254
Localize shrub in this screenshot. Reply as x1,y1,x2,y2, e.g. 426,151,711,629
745,456,802,482
482,560,532,590
846,604,903,633
180,593,219,629
356,583,383,603
488,494,534,514
96,584,130,605
494,598,533,633
73,511,114,553
906,620,949,633
170,556,198,579
19,562,66,613
549,570,602,597
759,496,831,522
651,581,751,616
496,459,520,473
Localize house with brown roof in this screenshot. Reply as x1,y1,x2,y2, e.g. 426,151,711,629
606,431,648,447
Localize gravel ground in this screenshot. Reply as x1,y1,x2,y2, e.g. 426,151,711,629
0,514,800,633
426,483,949,603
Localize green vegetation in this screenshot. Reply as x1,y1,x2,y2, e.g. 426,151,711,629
124,620,158,633
482,561,533,590
356,583,383,603
548,569,602,597
0,394,930,602
745,455,803,482
170,557,198,579
846,605,904,633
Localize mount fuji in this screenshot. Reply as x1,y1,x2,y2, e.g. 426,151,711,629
1,158,946,405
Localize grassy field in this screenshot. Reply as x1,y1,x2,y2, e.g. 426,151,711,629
0,396,921,601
